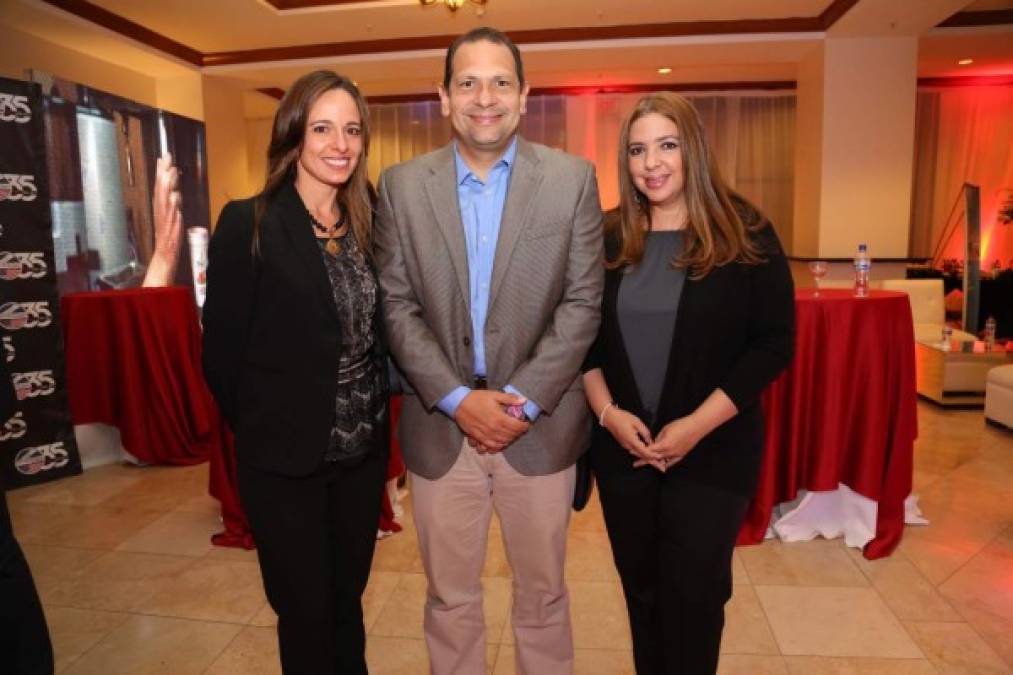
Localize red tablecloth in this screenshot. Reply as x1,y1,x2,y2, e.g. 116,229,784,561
62,287,213,466
62,287,252,547
738,289,918,559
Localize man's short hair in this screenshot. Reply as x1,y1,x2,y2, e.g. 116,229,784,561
442,27,525,90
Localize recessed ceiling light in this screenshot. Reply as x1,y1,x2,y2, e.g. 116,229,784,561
958,59,973,65
657,67,672,75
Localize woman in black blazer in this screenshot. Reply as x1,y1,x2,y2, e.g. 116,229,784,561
583,93,795,674
201,71,388,675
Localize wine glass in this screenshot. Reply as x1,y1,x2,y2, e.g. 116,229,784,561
808,260,828,296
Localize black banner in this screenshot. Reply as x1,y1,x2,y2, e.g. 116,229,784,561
0,77,81,489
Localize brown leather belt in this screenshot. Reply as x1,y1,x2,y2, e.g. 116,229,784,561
473,376,488,390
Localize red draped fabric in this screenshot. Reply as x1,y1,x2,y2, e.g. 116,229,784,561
379,395,405,534
62,288,213,466
737,289,918,559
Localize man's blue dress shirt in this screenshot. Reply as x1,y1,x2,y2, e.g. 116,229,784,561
436,138,541,421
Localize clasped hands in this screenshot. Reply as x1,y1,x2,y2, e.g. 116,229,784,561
454,390,530,454
603,408,704,471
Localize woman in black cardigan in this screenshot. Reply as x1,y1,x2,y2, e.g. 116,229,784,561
200,71,388,674
583,93,795,674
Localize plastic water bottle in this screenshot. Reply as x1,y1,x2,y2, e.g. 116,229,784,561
854,244,871,298
984,316,997,351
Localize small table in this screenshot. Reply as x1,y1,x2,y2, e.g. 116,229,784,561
915,338,1013,406
739,289,919,559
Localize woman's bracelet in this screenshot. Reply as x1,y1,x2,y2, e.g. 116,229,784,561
598,401,617,427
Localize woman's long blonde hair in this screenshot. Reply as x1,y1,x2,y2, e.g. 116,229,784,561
610,92,762,277
253,70,372,256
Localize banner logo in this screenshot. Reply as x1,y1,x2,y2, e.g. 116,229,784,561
0,174,38,202
2,335,13,363
12,370,56,400
15,442,69,475
0,94,31,124
0,412,26,441
0,301,52,330
0,252,48,280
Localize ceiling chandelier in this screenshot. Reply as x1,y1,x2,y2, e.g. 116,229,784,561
419,0,487,12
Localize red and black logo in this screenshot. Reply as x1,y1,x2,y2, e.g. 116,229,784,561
0,412,26,441
0,174,38,202
15,442,68,475
0,93,31,124
0,302,52,330
0,252,47,280
12,370,56,400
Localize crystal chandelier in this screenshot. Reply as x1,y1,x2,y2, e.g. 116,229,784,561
419,0,487,12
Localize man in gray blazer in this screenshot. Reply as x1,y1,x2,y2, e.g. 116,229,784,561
375,27,603,675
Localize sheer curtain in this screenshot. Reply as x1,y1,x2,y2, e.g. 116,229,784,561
910,86,1013,267
367,91,796,239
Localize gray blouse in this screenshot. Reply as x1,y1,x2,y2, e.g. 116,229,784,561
317,231,384,464
617,231,686,424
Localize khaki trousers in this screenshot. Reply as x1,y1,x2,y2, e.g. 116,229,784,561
411,441,575,675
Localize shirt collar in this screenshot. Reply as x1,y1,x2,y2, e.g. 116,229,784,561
453,136,518,186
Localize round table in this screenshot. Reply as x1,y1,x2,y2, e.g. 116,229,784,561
738,289,919,559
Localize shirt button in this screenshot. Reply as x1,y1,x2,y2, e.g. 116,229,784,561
463,336,471,346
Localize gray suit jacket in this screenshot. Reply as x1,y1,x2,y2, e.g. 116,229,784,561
375,137,604,480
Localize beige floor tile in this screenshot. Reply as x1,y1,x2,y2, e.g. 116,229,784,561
98,465,210,513
938,527,1013,666
731,550,750,585
372,526,422,572
755,585,923,658
493,645,635,674
564,529,620,582
42,606,130,674
45,551,194,612
903,621,1011,674
845,549,962,621
570,489,607,532
115,510,220,557
24,465,143,507
363,571,403,632
483,528,514,578
721,584,780,655
739,538,868,587
717,655,789,674
784,656,938,674
250,602,277,627
370,573,511,644
205,626,281,675
565,579,632,650
202,543,260,563
365,635,429,674
136,558,266,623
21,545,105,597
63,614,240,675
11,502,164,550
171,492,223,515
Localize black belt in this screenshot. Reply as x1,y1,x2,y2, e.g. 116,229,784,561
473,376,488,390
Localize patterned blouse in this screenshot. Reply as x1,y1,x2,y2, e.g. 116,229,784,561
316,230,385,464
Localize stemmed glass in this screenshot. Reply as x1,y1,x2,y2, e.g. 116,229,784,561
808,260,828,297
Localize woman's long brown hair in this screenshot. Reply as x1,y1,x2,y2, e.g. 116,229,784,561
252,70,372,256
611,92,761,277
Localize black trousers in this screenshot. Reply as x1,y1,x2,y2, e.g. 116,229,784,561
0,491,54,675
594,447,749,675
237,449,386,675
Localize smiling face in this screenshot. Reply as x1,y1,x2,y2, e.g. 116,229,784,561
296,88,363,190
438,39,529,160
626,112,686,212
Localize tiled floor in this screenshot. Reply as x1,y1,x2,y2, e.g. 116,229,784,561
8,402,1013,674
